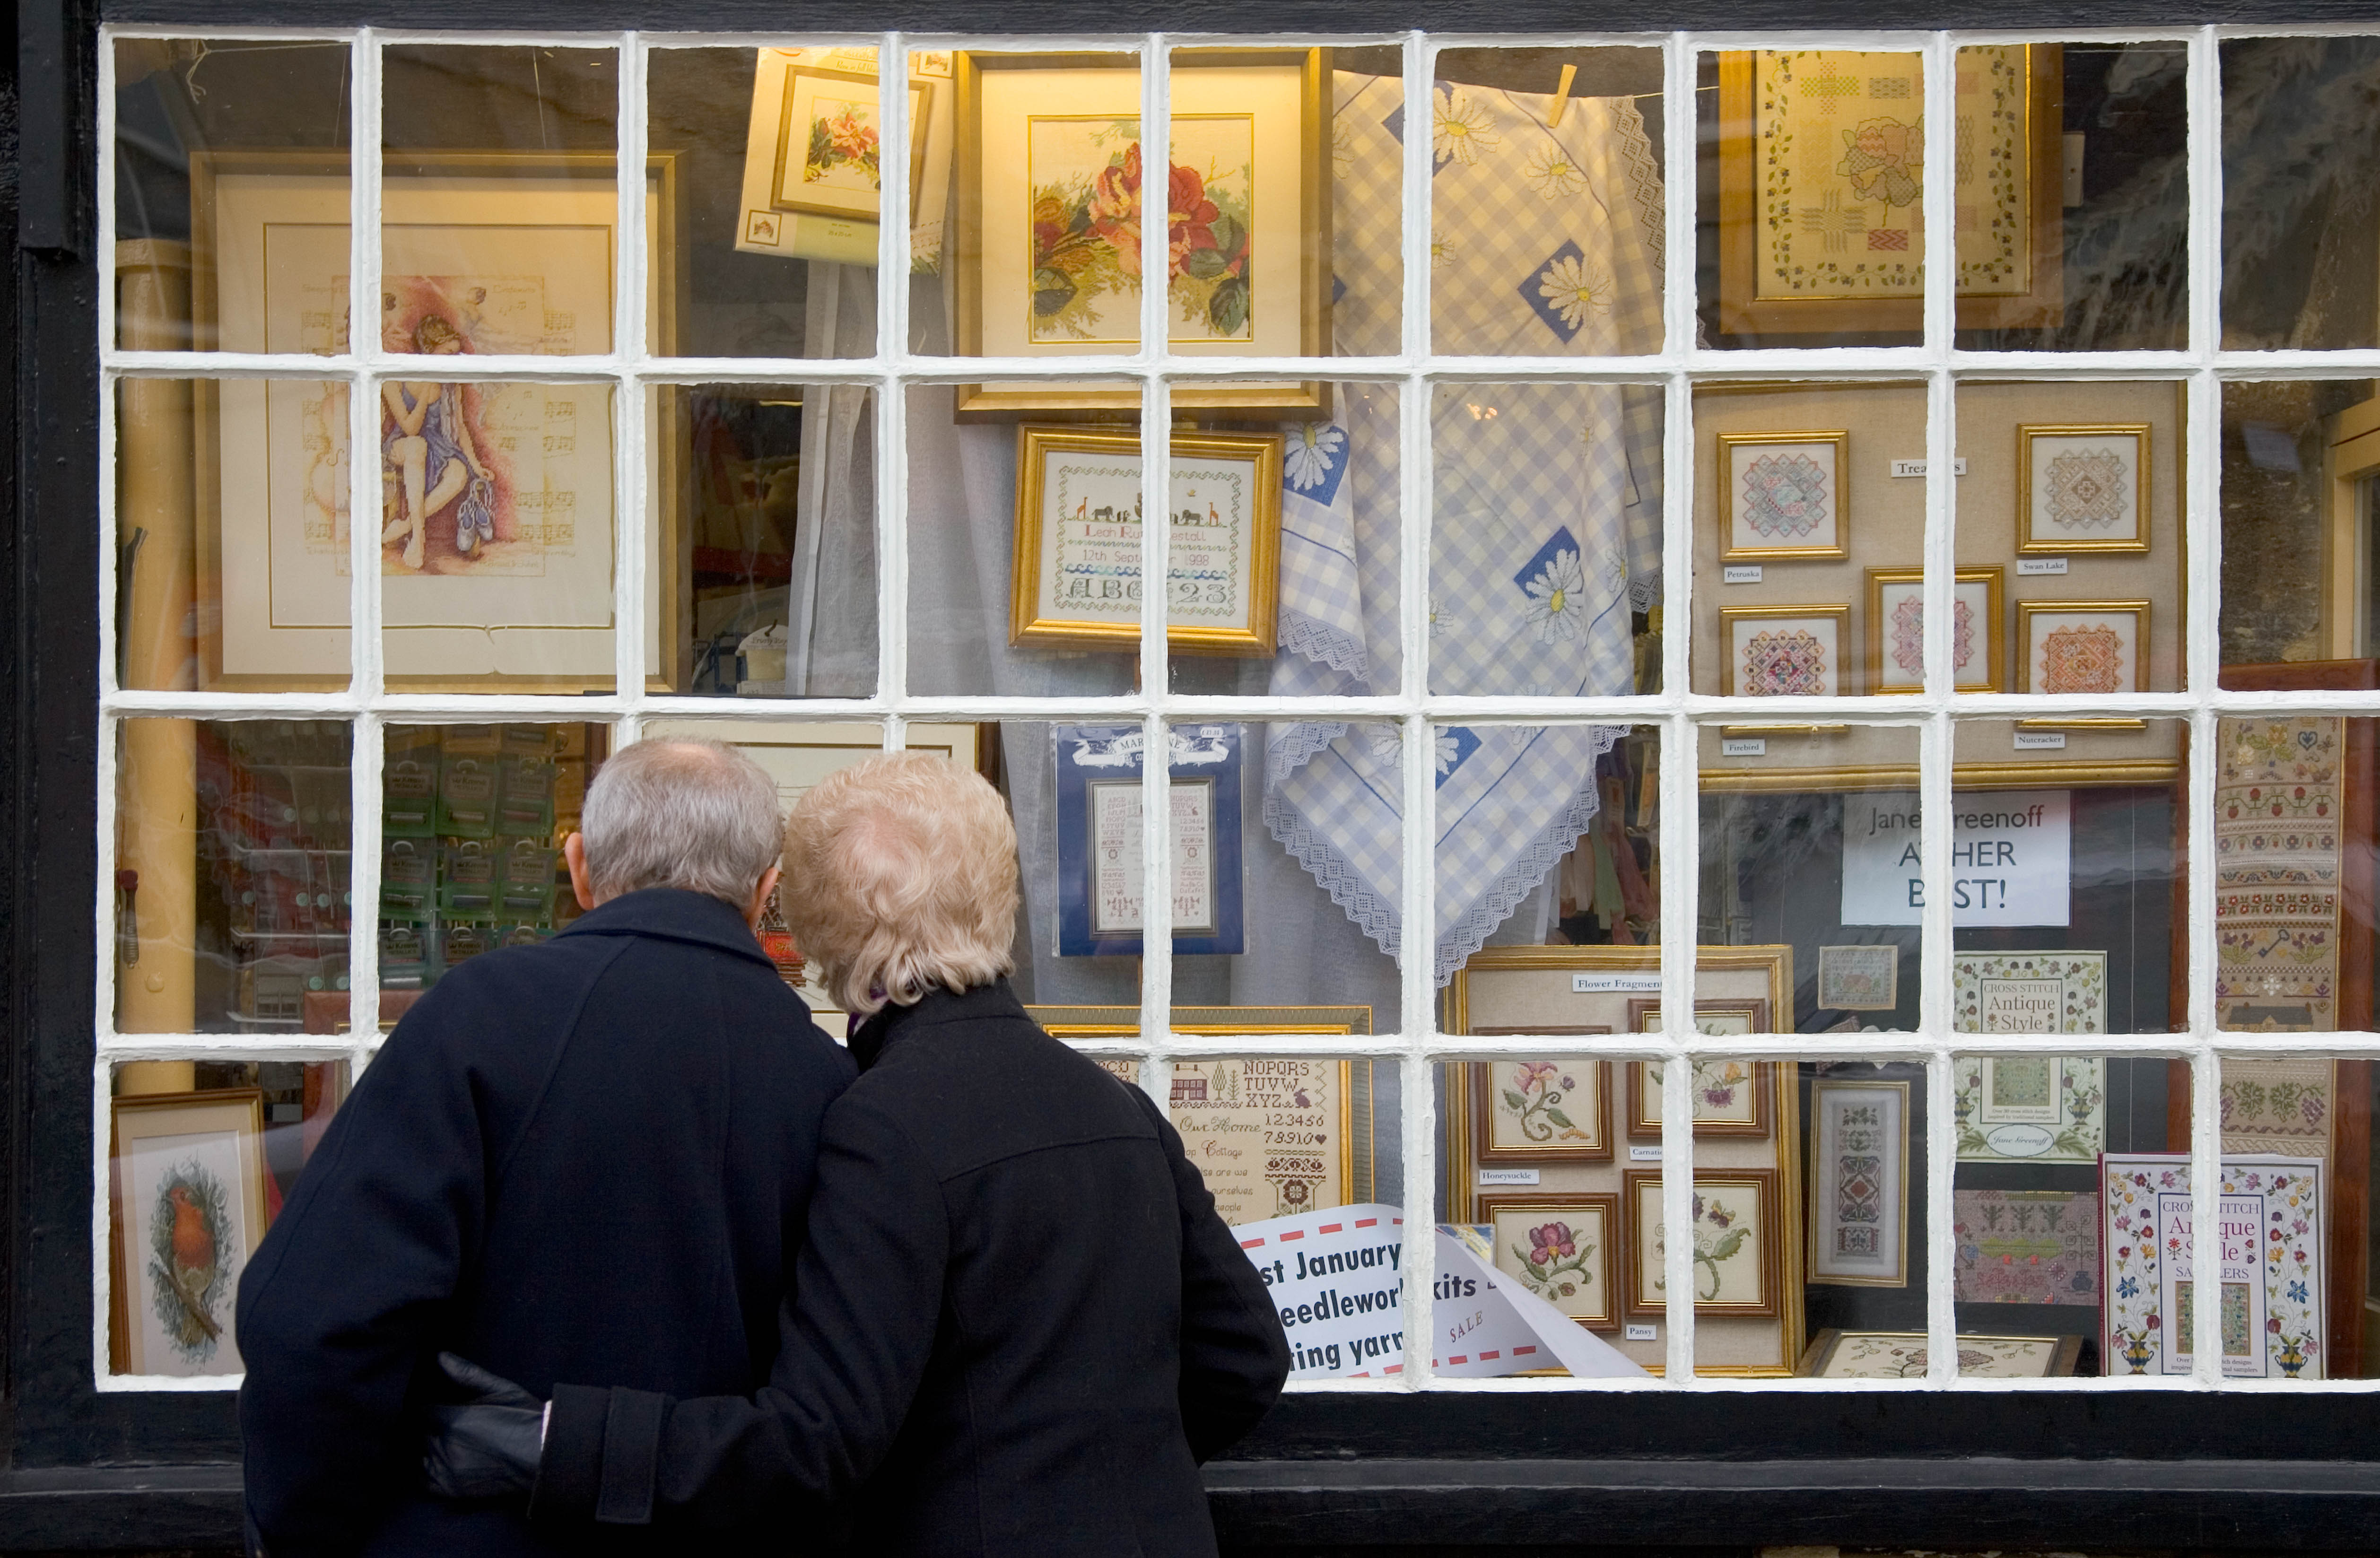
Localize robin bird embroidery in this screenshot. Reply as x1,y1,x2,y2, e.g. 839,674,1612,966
155,1180,223,1348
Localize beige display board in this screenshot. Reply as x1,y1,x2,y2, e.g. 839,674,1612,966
1693,381,2185,794
1444,945,1803,1376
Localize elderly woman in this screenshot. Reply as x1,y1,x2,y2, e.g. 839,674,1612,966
427,752,1289,1555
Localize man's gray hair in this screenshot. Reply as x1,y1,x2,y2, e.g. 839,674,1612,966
580,739,784,905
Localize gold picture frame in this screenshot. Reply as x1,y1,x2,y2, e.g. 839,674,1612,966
109,1087,270,1377
1718,603,1853,697
769,62,933,223
951,48,1332,418
1865,566,2006,694
1713,46,2063,339
1011,423,1284,656
2016,598,2151,728
188,148,685,692
2017,423,2153,554
1717,431,1849,560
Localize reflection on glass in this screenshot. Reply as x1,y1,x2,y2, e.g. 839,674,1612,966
1428,48,1664,358
2223,38,2380,351
115,721,352,1035
1434,383,1661,698
1309,46,1405,357
1957,44,2187,352
108,1059,349,1377
2218,380,2380,665
676,384,875,697
377,724,608,1022
113,39,352,353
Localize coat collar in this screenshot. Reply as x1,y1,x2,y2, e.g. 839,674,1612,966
554,888,775,968
850,978,1028,1070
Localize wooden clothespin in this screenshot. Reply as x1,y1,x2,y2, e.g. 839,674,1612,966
1548,62,1578,127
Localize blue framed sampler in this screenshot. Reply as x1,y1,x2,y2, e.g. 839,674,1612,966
1055,723,1246,956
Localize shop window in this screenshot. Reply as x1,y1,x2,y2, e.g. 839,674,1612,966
94,26,2380,1397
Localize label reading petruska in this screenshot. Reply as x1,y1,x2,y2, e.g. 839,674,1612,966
1721,737,1767,757
2017,557,2070,576
1478,1168,1541,1186
1723,565,1763,584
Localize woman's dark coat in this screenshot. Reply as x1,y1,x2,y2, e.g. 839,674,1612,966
533,978,1293,1557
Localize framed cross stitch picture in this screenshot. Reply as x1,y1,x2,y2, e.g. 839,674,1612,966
1718,431,1848,560
1866,566,2005,693
2017,600,2148,722
2018,424,2152,553
1476,1191,1622,1331
1622,1167,1783,1318
1719,604,1851,697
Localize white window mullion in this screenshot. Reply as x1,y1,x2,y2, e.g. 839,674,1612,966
880,32,913,739
614,32,651,720
352,30,386,705
1137,36,1174,1103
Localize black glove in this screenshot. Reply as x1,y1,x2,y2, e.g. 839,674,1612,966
422,1352,545,1501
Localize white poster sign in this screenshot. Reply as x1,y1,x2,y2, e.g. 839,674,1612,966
1840,790,2072,927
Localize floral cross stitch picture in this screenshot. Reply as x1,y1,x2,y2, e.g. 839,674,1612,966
1624,1169,1780,1316
1719,431,1848,559
2019,425,2151,553
1720,605,1848,697
1866,566,2004,693
771,65,932,223
1480,1194,1620,1330
2018,601,2148,700
1469,1047,1612,1162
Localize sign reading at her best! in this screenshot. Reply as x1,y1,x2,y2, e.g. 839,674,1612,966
1839,789,2073,927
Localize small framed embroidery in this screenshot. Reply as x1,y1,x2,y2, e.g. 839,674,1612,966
1864,566,2004,694
1805,1077,1910,1288
1796,1329,2082,1378
1718,604,1850,697
1468,1046,1613,1164
2016,599,2149,726
2017,424,2151,554
1717,431,1849,559
1622,1167,1783,1318
1817,943,1901,1011
1476,1192,1622,1330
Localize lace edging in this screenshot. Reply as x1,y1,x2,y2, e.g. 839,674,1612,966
1431,724,1626,984
1262,787,1403,962
1279,607,1369,679
1613,96,1666,270
1267,719,1350,788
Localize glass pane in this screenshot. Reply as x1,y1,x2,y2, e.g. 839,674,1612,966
939,50,1143,362
648,46,894,358
113,39,353,354
1957,380,2183,700
375,382,619,689
979,720,1119,1009
107,1058,349,1377
376,723,609,1021
673,382,876,697
909,382,1138,697
1955,43,2187,353
1432,382,1662,697
1166,718,1400,1025
2214,1054,2371,1380
382,46,620,360
1673,1058,1923,1378
1960,1052,2188,1376
1428,48,1664,357
2218,379,2378,664
114,720,352,1035
1700,50,1926,349
2222,38,2380,351
1692,381,1924,698
117,377,351,692
1697,724,1919,1027
1172,382,1399,697
1316,47,1404,358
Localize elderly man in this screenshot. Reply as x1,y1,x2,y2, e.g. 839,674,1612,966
238,739,854,1558
426,752,1290,1556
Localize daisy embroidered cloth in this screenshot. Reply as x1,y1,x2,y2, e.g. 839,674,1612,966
1264,75,1666,982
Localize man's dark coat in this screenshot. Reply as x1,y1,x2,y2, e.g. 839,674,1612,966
534,978,1292,1558
237,888,855,1558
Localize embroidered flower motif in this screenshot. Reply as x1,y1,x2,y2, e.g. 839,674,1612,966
1332,120,1355,182
1283,423,1346,492
1515,1061,1560,1093
1432,89,1499,166
1738,451,1831,539
1741,628,1829,696
1363,723,1403,764
1527,1222,1576,1263
1535,253,1612,331
1430,237,1457,267
1433,729,1464,775
2039,623,2125,694
1836,115,1923,208
1522,547,1587,644
1523,143,1587,199
1427,595,1461,639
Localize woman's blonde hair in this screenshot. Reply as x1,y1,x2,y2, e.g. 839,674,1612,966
782,751,1019,1016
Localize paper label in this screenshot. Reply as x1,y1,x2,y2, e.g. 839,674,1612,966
1478,1168,1541,1186
1625,1323,1659,1341
1628,1144,1664,1161
1573,973,1663,994
2018,557,2070,576
1721,738,1767,757
1840,789,2073,928
2014,731,2067,749
1723,565,1763,584
1890,458,1968,477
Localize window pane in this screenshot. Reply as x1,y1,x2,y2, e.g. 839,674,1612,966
113,38,352,354
1433,382,1661,697
1428,48,1664,358
116,376,351,692
1319,48,1404,358
2222,38,2380,351
1955,44,2187,353
2218,379,2378,663
1957,380,2184,699
2214,1054,2368,1380
375,382,619,689
909,382,1138,697
107,1058,349,1378
648,46,890,358
114,720,353,1035
377,723,608,1018
1692,381,1924,697
1698,725,1919,1027
381,47,621,359
937,50,1143,362
673,382,876,698
1960,1052,2187,1376
1700,50,1926,349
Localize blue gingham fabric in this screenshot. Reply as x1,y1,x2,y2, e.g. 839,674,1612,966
1265,76,1664,983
